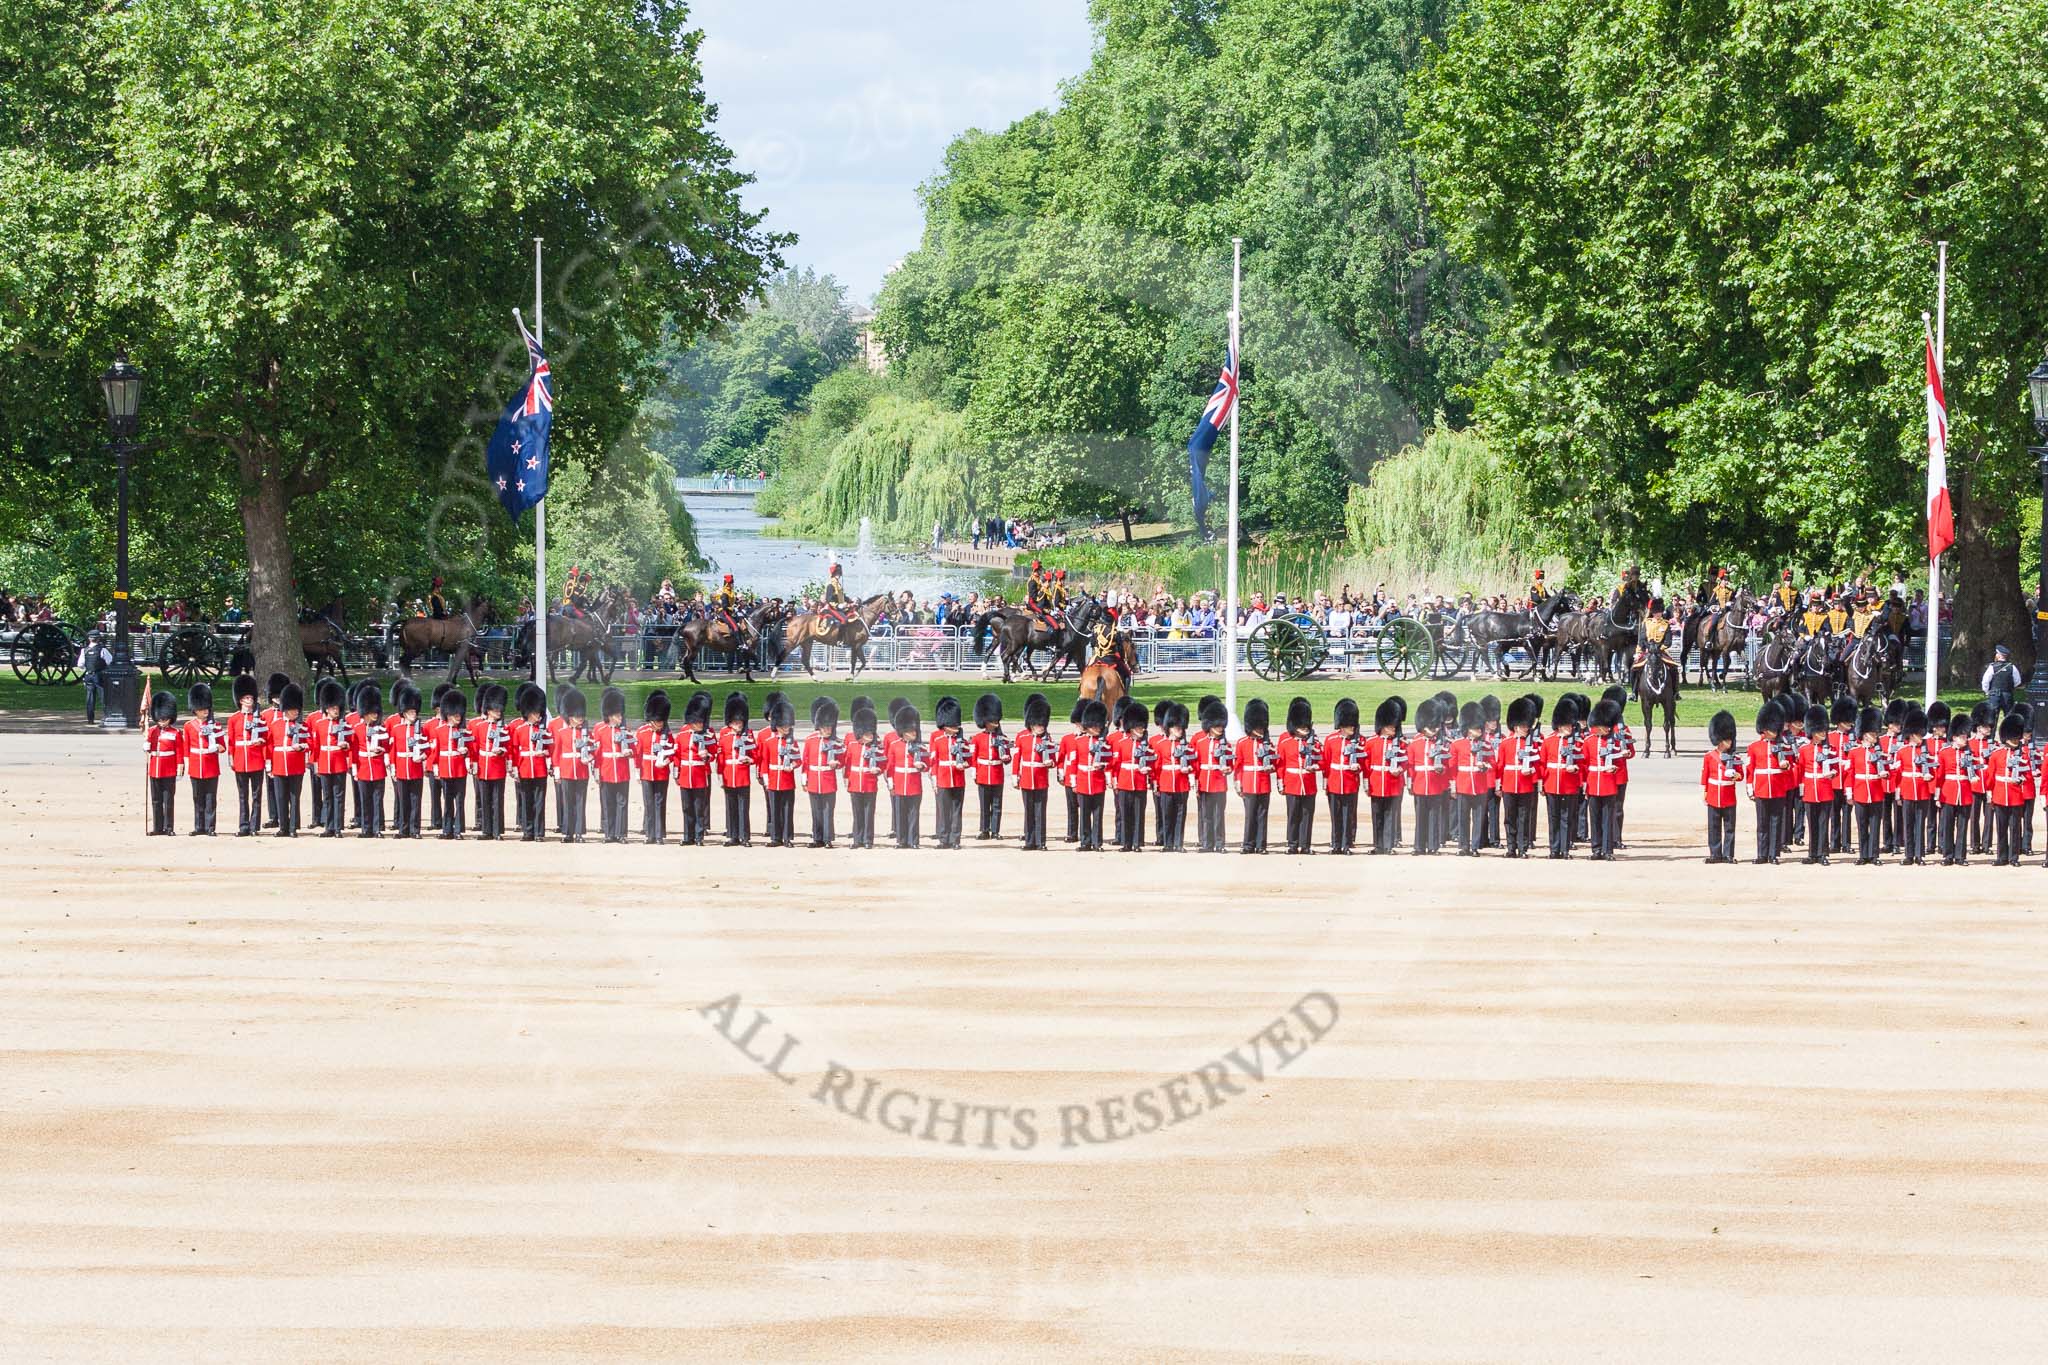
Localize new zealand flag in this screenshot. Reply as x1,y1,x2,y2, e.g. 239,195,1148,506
486,312,552,520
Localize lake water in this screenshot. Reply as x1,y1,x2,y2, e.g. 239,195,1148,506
683,494,1008,602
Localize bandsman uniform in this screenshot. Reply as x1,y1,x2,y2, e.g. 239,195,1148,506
1583,699,1631,860
842,704,886,848
1936,711,1978,865
269,684,311,837
1842,708,1891,865
1058,700,1088,843
1011,694,1057,850
716,692,755,846
885,705,929,848
591,689,636,843
1987,713,2031,865
426,687,469,839
1064,700,1110,850
181,683,223,836
1893,706,1937,864
1540,698,1587,859
1826,698,1856,852
1406,699,1452,855
260,672,290,827
467,684,512,839
1968,702,1996,855
308,680,353,837
1108,700,1156,852
1743,702,1794,862
1795,704,1838,865
756,698,802,848
351,687,389,837
1362,698,1408,855
1449,702,1498,856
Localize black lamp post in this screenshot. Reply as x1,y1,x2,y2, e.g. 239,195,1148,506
98,351,144,729
2028,356,2048,704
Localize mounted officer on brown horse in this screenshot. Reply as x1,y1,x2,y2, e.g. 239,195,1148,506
676,577,779,683
783,563,890,679
394,594,493,682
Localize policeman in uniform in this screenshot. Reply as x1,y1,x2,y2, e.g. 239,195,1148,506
1982,644,2023,722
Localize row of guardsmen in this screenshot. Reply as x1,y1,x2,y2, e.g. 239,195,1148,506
144,676,1655,857
1704,696,2045,866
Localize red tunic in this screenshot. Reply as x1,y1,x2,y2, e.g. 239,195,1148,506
928,730,969,789
1362,734,1407,799
841,735,886,794
1936,744,1975,807
1108,731,1154,792
1796,740,1837,804
884,732,927,796
801,734,841,793
716,725,754,788
1743,738,1794,801
1057,732,1085,790
1190,732,1233,794
509,718,552,780
1012,732,1057,791
1986,746,2031,807
1066,733,1110,796
145,722,184,779
1583,733,1630,799
591,723,636,784
424,716,466,781
350,718,390,781
386,715,427,782
634,723,674,782
672,728,713,790
970,731,1008,787
1232,736,1275,796
1406,734,1451,797
1494,734,1542,795
753,730,800,792
467,717,511,782
1151,733,1193,794
226,709,270,774
307,713,353,777
1970,736,1993,795
1700,749,1740,808
181,717,224,780
1275,734,1319,797
548,718,593,783
1450,735,1498,797
1319,732,1363,796
1837,746,1885,805
1538,733,1586,796
1892,739,1938,803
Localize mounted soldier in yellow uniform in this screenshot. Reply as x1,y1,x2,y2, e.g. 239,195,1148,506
822,560,852,625
710,573,742,635
1773,570,1799,615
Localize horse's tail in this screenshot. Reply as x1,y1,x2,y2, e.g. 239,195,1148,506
973,611,996,656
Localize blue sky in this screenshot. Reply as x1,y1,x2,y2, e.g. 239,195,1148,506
691,0,1095,305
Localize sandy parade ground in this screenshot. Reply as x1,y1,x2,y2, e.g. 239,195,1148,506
3,718,2046,1363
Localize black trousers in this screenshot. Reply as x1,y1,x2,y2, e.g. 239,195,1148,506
555,778,587,842
1853,802,1882,863
309,770,329,829
935,786,965,848
426,774,442,829
1020,787,1050,849
274,772,303,836
1706,804,1736,862
1995,803,2024,865
1585,793,1618,859
599,781,630,842
1117,788,1148,851
724,786,751,844
850,791,878,847
894,793,923,847
1775,796,1799,856
1546,792,1579,857
358,779,385,837
1456,792,1484,854
1504,791,1537,856
1751,797,1778,862
475,777,505,839
1197,791,1227,851
1158,790,1188,851
1411,791,1434,853
641,779,669,844
1325,790,1357,853
148,775,177,834
436,774,463,838
1974,794,1994,853
1369,794,1402,854
1239,792,1269,852
1940,803,1970,864
316,772,347,836
1481,792,1501,850
1832,794,1851,852
188,776,218,835
1152,791,1167,848
394,777,423,837
1064,788,1079,842
1077,791,1105,849
266,771,281,827
808,791,837,846
766,787,797,846
234,770,263,835
1283,793,1314,853
1883,795,1901,852
515,777,546,840
680,785,711,843
1903,799,1933,863
1112,787,1126,848
976,783,1003,838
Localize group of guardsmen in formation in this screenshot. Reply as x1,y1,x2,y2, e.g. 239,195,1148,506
138,674,2048,867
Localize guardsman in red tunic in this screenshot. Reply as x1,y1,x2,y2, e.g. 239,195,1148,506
466,683,511,840
1986,711,2031,866
1892,705,1937,864
1841,707,1891,865
1700,709,1740,862
1108,698,1156,852
144,687,183,835
1232,699,1274,854
1274,696,1319,855
1058,699,1089,844
1492,696,1542,858
259,672,290,829
1539,697,1587,859
1879,697,1908,854
885,703,929,848
1361,697,1409,855
927,695,970,849
546,686,592,843
427,687,469,838
716,691,755,846
1189,697,1233,853
801,697,843,848
1968,701,1996,856
1012,692,1057,850
1449,701,1497,857
1067,698,1111,850
1743,701,1792,864
1320,698,1363,855
1405,698,1452,855
1582,697,1631,860
1825,698,1855,854
387,683,427,839
590,688,636,843
269,682,311,837
969,693,1009,841
2022,706,2041,859
181,682,223,836
225,674,269,836
841,701,886,848
508,683,551,841
673,690,715,845
636,690,675,845
1936,710,1977,865
350,687,390,838
754,696,802,848
306,679,353,838
1150,700,1194,852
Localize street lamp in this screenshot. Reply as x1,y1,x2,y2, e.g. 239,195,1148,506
2027,355,2048,703
98,351,144,729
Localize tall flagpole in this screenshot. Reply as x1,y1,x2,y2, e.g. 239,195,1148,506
533,238,548,692
1224,237,1243,734
1926,241,1947,707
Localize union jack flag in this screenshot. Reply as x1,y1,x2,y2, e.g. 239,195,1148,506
1187,343,1237,524
486,310,553,520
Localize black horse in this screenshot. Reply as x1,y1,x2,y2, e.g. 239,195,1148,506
1636,625,1680,757
1458,608,1546,678
972,597,1099,682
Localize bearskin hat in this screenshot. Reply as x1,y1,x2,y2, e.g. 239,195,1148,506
1334,698,1360,730
280,681,306,714
1949,711,1974,740
1070,696,1091,725
644,690,671,724
600,687,627,720
1855,707,1880,738
187,682,213,712
149,688,177,724
1755,701,1780,734
1374,697,1403,732
1024,692,1052,728
895,703,922,735
1519,693,1544,726
232,674,260,705
1803,704,1827,734
1601,685,1627,709
431,681,452,708
1902,705,1927,738
1568,693,1593,725
1125,699,1151,731
934,695,962,730
1482,694,1502,725
1926,700,1951,730
394,683,422,716
1433,690,1458,723
1708,710,1737,747
1590,698,1623,730
1884,697,1908,728
1971,701,1995,731
1286,696,1313,733
1552,696,1579,730
357,686,383,718
2001,712,2027,743
1415,698,1440,732
1505,696,1538,732
265,672,290,703
849,695,874,719
2022,703,2040,737
1199,698,1229,732
724,691,750,726
477,683,504,714
770,697,796,729
560,687,587,720
1242,698,1268,734
974,693,1003,727
1459,701,1484,732
316,678,345,713
811,696,839,730
887,696,911,726
762,691,787,722
516,683,545,717
1074,698,1104,730
1198,695,1222,723
1161,701,1189,732
850,703,878,737
1830,696,1856,728
351,680,378,714
1391,695,1409,726
439,686,466,720
683,690,711,726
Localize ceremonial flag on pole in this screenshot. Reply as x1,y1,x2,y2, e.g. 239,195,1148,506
486,312,552,521
1925,327,1953,561
1187,343,1237,524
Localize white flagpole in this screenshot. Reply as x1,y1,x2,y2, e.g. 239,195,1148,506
1224,237,1243,736
1925,242,1946,707
533,238,548,692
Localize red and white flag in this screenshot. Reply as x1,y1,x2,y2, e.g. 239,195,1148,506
1925,329,1953,561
